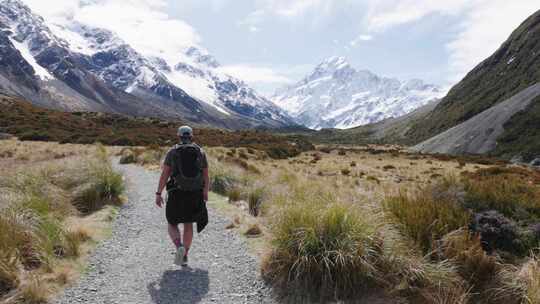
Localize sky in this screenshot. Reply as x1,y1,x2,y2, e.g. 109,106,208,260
22,0,540,96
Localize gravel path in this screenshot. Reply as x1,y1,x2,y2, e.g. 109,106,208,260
55,161,276,304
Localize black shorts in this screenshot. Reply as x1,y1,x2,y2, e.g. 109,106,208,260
166,189,203,225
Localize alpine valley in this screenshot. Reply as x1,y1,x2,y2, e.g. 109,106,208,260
0,0,293,129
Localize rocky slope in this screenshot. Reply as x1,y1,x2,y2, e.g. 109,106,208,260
272,56,443,129
0,0,292,129
413,84,540,156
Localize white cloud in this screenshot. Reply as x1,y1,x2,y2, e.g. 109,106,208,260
22,0,201,65
238,0,338,32
268,0,327,17
361,0,539,83
217,64,291,84
350,34,373,46
364,0,472,32
446,0,539,83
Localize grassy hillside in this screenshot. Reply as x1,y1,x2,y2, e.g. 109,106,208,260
495,95,540,161
406,9,540,144
0,94,313,159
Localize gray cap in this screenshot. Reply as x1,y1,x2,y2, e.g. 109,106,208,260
178,125,193,137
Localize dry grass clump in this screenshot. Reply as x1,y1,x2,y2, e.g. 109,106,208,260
383,179,471,254
463,171,540,220
118,146,166,166
262,199,384,301
248,187,265,217
520,255,540,304
383,165,396,171
366,175,380,184
72,146,124,214
0,250,19,298
227,187,243,203
244,224,263,237
16,275,49,304
341,168,351,176
0,143,124,303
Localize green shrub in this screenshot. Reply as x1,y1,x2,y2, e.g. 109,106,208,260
211,174,236,196
262,201,384,301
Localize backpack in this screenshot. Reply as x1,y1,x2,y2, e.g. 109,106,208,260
170,143,205,191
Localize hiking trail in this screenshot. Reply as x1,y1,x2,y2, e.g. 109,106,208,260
54,161,276,304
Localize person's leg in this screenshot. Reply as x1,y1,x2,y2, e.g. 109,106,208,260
168,224,182,248
183,223,193,255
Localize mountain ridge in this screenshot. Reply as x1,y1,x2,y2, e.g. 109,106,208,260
272,56,444,129
0,0,293,129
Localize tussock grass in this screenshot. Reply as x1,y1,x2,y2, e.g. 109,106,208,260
383,180,471,254
244,224,263,237
0,250,19,297
227,187,243,203
521,254,540,304
463,173,540,220
17,275,48,304
0,142,124,303
248,187,265,217
262,187,384,300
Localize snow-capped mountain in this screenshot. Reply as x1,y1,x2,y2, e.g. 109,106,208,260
272,56,445,129
0,0,292,128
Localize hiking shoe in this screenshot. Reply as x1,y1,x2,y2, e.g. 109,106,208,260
174,245,185,266
181,255,188,266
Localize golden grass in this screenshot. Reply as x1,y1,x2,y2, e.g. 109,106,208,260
463,173,540,219
62,141,539,304
0,140,123,303
383,181,471,254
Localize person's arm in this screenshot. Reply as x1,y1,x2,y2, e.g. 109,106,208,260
155,165,172,208
202,167,209,202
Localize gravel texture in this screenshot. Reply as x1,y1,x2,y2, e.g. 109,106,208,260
54,161,276,304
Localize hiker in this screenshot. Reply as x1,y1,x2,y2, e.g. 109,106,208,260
155,125,209,266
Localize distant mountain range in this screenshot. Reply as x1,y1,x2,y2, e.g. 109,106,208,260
0,0,293,129
272,56,444,129
313,8,540,162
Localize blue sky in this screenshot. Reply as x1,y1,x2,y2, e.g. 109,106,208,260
24,0,540,95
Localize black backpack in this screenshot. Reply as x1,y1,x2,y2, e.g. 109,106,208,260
169,143,205,191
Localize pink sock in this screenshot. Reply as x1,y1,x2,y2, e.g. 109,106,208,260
173,238,182,248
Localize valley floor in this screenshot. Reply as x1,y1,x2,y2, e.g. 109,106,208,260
54,160,275,304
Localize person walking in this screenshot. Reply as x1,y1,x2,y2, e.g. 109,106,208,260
155,125,209,266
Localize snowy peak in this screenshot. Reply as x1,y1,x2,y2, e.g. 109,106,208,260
0,0,292,128
305,56,357,82
272,57,444,130
185,47,220,69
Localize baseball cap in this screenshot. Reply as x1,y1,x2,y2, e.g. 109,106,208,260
178,125,193,137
